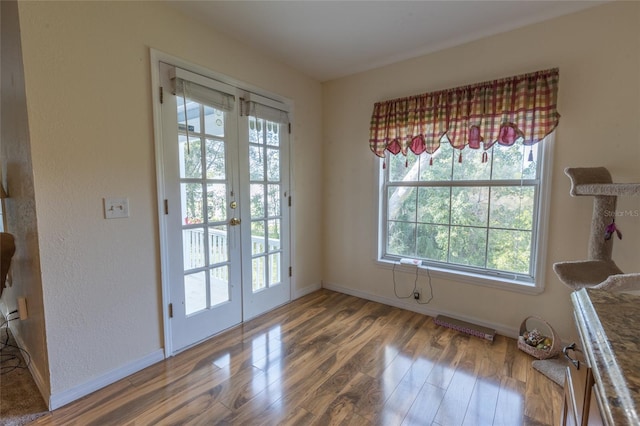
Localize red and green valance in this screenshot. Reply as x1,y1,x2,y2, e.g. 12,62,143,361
369,68,560,161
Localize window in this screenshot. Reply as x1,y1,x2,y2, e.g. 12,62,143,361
379,136,552,290
371,68,559,292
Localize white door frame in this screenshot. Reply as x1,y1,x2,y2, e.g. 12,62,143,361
149,49,295,356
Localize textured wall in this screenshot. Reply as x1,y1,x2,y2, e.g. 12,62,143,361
322,1,640,340
17,1,323,396
0,0,50,397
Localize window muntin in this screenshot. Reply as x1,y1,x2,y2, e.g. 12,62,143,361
381,139,542,282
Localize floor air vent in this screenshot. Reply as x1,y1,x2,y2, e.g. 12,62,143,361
435,315,496,342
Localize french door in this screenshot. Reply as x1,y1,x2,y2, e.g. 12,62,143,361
158,63,291,352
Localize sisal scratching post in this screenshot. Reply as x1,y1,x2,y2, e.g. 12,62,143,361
565,167,616,261
589,195,616,261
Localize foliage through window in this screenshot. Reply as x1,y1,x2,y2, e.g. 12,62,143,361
381,139,545,282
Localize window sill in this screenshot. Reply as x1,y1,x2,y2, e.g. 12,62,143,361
376,259,544,295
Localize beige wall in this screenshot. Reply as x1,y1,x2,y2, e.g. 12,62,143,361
1,0,50,396
322,1,640,340
13,0,640,407
17,1,323,398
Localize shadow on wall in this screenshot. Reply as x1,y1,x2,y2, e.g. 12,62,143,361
1,233,15,298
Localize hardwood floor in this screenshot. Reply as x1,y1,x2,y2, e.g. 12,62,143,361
31,290,562,425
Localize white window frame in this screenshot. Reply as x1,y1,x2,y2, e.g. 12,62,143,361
375,134,554,295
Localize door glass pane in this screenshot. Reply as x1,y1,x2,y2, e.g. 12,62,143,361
266,148,280,181
266,121,279,146
210,266,229,307
175,94,234,318
182,183,204,224
267,184,280,217
177,97,201,133
252,220,266,255
184,271,206,315
249,146,264,180
205,139,226,180
183,228,205,270
248,117,286,298
207,184,226,223
249,117,264,144
252,257,266,291
269,253,281,286
208,225,228,264
204,107,224,137
267,219,281,252
250,184,265,219
179,136,202,179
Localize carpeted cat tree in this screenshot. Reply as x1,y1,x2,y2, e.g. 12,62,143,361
534,167,640,389
553,167,640,291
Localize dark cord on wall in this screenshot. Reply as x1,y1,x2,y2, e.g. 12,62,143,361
1,313,32,374
393,262,434,304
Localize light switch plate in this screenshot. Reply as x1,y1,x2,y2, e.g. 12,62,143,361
104,197,129,219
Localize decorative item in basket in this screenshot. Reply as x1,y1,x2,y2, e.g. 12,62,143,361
517,316,562,360
523,329,552,350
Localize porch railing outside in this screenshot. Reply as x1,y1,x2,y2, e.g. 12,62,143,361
183,228,281,313
183,228,280,270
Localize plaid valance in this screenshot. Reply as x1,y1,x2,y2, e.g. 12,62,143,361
369,68,560,159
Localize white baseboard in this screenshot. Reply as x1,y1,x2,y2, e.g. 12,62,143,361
49,349,165,411
322,281,519,338
0,300,50,406
0,301,166,411
292,282,321,300
9,324,50,407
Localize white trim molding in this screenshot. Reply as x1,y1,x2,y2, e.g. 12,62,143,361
6,320,50,408
292,282,322,300
48,349,165,410
321,281,520,339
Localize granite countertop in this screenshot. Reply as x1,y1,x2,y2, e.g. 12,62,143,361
571,288,640,426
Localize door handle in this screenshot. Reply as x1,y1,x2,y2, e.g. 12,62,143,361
563,343,580,369
230,218,241,226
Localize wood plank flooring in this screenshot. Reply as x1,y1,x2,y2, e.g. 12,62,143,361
31,290,562,425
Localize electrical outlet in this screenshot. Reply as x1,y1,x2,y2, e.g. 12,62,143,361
18,297,28,320
413,291,420,300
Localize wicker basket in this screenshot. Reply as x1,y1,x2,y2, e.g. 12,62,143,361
517,316,562,360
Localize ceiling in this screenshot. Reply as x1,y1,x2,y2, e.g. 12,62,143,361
168,1,606,82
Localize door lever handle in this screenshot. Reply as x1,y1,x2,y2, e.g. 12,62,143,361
230,218,241,226
563,343,580,369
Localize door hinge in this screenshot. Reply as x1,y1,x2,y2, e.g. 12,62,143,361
289,266,292,277
288,196,292,207
164,199,169,215
160,86,164,104
288,122,291,134
168,303,173,318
